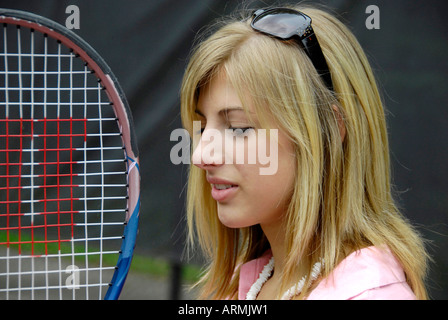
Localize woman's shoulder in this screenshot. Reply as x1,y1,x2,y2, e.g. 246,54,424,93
307,246,416,300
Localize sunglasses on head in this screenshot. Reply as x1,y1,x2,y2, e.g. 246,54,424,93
251,7,333,91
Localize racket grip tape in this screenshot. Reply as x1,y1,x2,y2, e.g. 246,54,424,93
104,198,140,300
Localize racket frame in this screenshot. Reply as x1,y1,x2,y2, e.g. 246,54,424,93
0,8,140,300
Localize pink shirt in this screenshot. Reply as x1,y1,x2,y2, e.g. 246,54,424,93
238,246,416,300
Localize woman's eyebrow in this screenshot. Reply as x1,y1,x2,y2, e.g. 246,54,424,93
194,106,254,119
220,107,247,116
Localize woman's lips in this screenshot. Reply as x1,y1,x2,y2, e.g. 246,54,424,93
207,176,239,202
211,184,238,202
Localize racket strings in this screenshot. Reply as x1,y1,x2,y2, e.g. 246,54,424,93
0,23,129,299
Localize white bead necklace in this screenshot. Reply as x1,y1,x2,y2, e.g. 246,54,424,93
245,256,323,300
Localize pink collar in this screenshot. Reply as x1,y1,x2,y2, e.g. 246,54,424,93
238,246,412,300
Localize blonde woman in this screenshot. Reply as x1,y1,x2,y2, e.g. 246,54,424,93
180,5,429,300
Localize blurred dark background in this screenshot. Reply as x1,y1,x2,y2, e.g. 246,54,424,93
1,0,446,299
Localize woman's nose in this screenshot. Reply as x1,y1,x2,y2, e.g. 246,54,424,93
191,128,225,170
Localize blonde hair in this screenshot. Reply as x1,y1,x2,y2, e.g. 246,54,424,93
180,4,429,299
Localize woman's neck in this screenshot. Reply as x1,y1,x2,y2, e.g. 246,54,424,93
259,218,311,294
260,219,287,278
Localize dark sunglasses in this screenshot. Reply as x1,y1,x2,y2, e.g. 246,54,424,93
251,8,333,91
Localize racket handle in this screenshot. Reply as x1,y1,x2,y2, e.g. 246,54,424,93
104,200,140,300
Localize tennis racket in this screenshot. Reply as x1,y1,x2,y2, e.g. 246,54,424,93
0,8,140,300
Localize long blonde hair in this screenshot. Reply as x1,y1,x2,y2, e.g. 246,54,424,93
180,4,429,299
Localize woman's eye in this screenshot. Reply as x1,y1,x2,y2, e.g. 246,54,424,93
229,127,254,136
196,126,254,136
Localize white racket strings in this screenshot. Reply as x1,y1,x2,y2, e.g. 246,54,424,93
0,22,129,299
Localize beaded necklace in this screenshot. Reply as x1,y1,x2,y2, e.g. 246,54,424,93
245,256,323,300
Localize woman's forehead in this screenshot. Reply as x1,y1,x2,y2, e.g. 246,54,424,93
196,70,253,114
